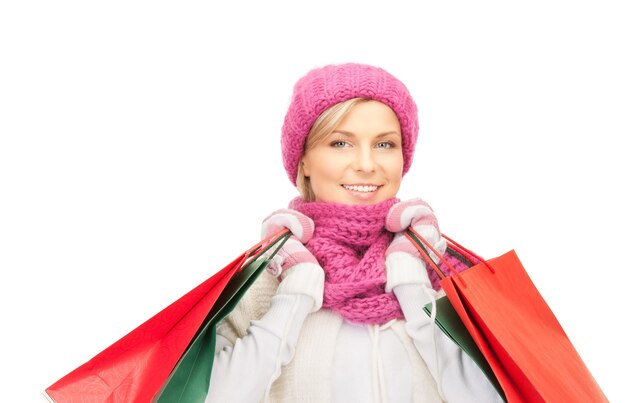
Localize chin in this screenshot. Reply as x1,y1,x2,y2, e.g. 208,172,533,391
349,196,386,206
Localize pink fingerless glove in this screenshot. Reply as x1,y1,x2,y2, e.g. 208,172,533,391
384,198,447,292
260,208,324,312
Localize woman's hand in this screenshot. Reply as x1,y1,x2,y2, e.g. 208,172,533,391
261,208,317,277
384,198,447,292
261,208,314,244
385,198,447,258
260,209,324,312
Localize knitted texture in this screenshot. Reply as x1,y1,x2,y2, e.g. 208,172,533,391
288,196,402,325
281,63,418,186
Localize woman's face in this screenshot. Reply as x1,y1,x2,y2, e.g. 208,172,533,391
301,100,403,205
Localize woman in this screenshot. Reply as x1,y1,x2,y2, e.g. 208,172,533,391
205,63,503,402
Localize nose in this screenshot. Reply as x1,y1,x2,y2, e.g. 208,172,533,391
352,147,376,173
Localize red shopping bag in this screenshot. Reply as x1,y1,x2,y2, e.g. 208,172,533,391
405,228,608,403
44,229,289,403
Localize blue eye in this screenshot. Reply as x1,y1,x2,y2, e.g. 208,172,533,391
331,141,348,148
377,141,395,149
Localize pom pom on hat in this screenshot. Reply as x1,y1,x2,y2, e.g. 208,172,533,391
281,63,419,186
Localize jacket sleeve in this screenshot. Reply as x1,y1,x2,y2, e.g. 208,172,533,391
205,293,313,403
205,264,324,403
393,283,504,403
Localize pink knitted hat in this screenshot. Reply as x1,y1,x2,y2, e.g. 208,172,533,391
281,63,419,186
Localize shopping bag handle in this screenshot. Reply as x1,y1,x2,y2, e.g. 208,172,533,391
245,227,290,257
404,228,496,285
441,233,496,274
441,234,496,273
404,227,459,280
239,227,291,271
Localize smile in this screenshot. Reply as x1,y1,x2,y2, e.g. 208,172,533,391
341,184,380,193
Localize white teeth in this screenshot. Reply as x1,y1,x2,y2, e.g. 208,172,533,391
343,185,379,192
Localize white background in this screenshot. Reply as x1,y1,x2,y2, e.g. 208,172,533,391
1,1,624,401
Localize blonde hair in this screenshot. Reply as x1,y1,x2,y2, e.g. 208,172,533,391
296,98,369,201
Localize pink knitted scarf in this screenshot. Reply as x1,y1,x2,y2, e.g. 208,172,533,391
288,196,404,325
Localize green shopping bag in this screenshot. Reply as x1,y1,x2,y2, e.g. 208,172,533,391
153,232,290,402
424,296,505,400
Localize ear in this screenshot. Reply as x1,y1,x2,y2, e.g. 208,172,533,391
301,157,310,177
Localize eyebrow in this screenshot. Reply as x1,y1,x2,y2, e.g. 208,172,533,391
331,130,400,138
